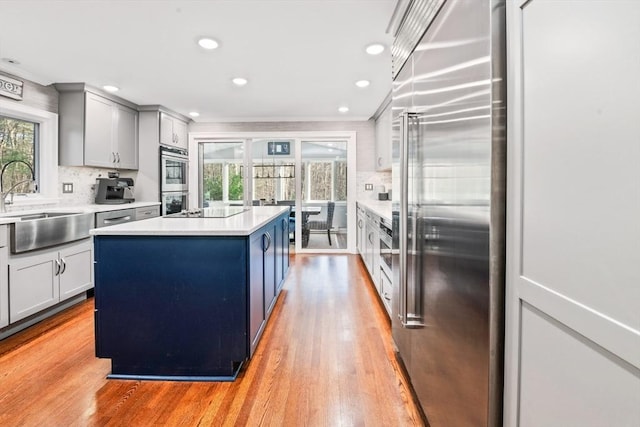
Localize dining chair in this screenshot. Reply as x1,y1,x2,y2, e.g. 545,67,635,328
307,201,335,245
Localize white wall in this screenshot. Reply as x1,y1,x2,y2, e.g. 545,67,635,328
504,2,640,426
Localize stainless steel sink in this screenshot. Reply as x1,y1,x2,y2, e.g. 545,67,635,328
8,211,94,253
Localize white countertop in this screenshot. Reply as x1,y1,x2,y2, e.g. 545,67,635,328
357,200,392,223
0,201,160,225
90,206,289,236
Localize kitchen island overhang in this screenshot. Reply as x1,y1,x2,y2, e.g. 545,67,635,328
91,206,290,381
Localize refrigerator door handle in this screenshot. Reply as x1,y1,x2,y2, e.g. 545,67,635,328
399,112,409,324
401,112,424,329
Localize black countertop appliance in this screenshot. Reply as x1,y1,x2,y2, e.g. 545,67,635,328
95,177,135,204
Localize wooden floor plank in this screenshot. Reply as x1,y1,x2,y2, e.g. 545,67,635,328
0,254,424,426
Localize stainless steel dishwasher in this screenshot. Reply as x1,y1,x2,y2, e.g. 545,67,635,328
95,208,137,228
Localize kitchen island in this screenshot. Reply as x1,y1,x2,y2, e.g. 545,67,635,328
91,206,290,381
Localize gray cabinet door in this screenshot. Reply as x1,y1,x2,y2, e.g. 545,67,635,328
9,253,59,323
84,92,115,168
0,231,8,329
159,112,174,146
356,208,365,254
59,243,93,300
173,118,188,150
115,104,139,169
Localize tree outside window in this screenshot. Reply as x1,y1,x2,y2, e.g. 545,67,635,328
0,116,37,192
203,162,244,203
302,160,347,201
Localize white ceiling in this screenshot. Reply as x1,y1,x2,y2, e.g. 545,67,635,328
0,0,396,122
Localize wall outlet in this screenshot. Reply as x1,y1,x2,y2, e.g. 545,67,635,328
365,183,373,191
62,182,73,193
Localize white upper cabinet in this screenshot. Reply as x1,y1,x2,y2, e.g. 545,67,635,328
115,103,139,169
57,83,139,170
160,112,189,151
375,102,392,171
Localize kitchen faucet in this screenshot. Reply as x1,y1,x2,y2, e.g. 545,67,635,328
0,160,36,212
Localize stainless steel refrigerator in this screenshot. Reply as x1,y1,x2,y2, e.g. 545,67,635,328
391,1,506,426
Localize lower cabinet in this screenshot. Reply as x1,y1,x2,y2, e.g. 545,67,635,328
9,240,93,323
248,213,288,356
275,216,289,292
357,203,391,317
0,225,8,329
363,212,380,289
249,231,266,356
356,206,366,255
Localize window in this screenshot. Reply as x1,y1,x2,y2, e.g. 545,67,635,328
202,162,244,203
302,160,347,202
0,99,58,203
0,115,38,193
199,141,245,206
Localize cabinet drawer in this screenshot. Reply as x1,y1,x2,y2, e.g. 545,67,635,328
135,206,160,220
96,209,136,227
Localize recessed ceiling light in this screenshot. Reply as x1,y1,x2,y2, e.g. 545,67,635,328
365,43,385,55
355,80,370,88
198,38,219,50
338,106,349,113
103,85,119,92
189,112,200,117
232,77,248,86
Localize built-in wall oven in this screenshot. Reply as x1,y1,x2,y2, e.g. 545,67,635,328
162,191,188,215
160,146,188,215
160,146,188,192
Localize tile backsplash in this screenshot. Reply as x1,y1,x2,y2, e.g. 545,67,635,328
58,166,137,205
357,170,391,201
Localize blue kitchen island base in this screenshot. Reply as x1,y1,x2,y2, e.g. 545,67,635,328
92,209,290,381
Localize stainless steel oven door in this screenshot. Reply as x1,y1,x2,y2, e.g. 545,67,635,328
160,149,188,192
161,191,188,215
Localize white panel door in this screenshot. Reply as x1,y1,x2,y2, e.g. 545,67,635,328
84,92,115,168
9,254,58,323
504,1,640,426
59,243,94,300
115,104,139,170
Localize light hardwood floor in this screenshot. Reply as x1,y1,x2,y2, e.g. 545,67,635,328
0,254,424,426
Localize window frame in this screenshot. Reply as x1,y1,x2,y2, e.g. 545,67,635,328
0,99,58,205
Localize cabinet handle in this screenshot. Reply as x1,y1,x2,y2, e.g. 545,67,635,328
368,232,374,244
263,232,272,251
112,152,117,163
104,216,132,224
282,217,287,230
60,258,67,275
378,156,382,166
116,152,121,164
358,219,362,228
54,259,61,276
